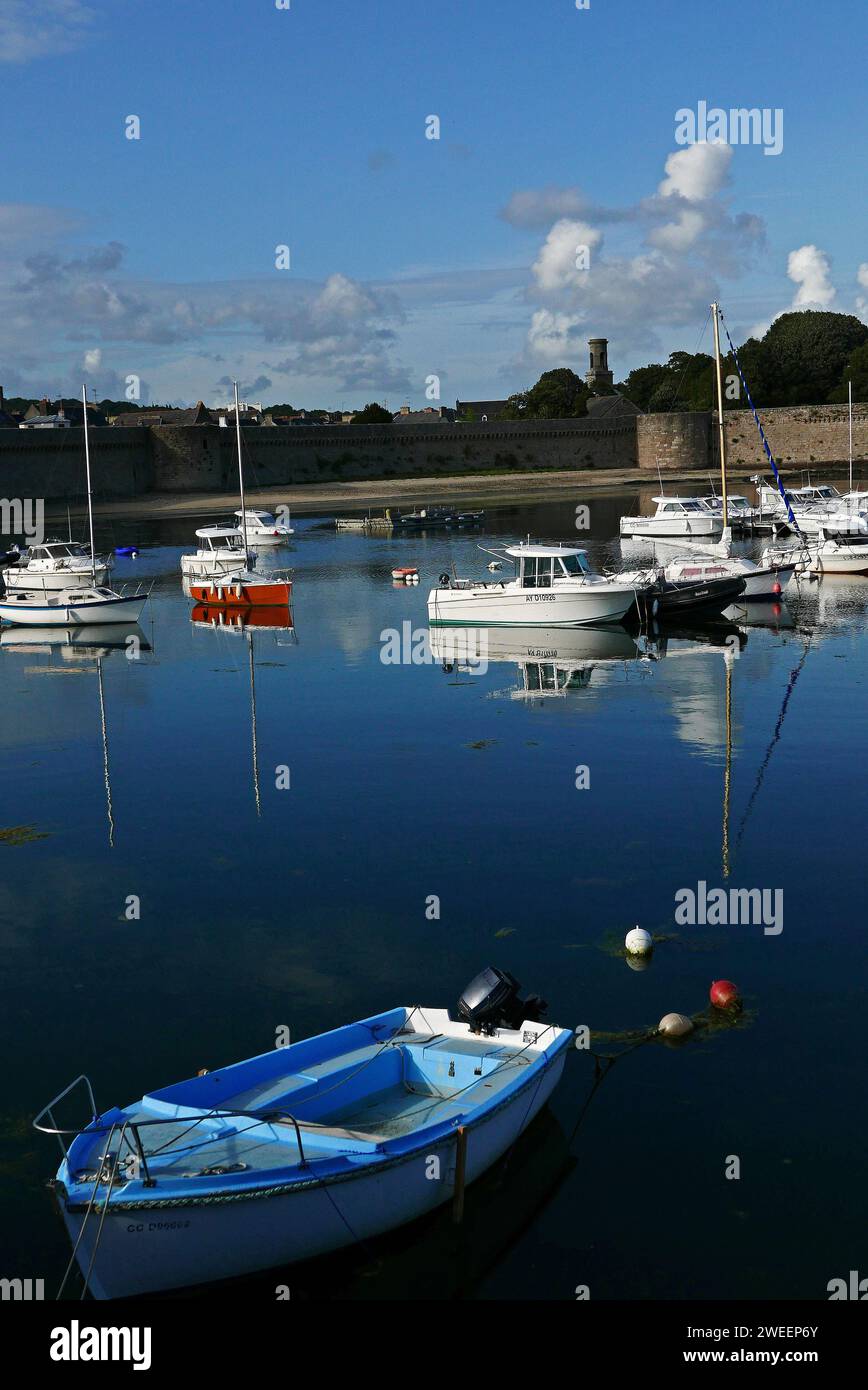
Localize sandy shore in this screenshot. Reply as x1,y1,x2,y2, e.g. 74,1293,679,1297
60,464,778,522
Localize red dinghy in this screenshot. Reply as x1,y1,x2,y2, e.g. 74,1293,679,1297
392,566,419,582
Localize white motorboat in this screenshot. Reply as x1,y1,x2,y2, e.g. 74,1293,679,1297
427,543,646,628
0,386,149,628
233,508,294,543
754,481,868,537
620,496,724,539
2,539,112,592
180,526,252,577
700,494,755,531
802,528,868,576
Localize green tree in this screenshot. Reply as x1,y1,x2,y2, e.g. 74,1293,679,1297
351,402,393,423
514,368,590,419
761,310,868,405
828,340,868,403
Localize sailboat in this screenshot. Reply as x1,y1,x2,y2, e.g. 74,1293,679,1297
0,387,150,627
656,304,798,601
188,382,293,608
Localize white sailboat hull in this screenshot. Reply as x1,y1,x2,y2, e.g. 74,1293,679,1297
0,592,147,626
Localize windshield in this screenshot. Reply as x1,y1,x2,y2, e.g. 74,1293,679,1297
559,553,589,576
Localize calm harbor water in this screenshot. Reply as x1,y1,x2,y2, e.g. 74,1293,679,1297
1,485,866,1300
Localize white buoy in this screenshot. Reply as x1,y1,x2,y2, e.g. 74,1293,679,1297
658,1012,693,1038
625,926,653,956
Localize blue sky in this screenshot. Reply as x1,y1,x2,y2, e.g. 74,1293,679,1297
0,0,865,408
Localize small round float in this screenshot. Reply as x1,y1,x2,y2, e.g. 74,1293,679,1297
658,1012,693,1038
625,926,653,957
709,979,741,1010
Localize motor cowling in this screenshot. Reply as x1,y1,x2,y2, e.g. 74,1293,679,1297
456,966,547,1035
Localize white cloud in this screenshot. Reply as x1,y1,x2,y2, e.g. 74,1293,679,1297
531,221,602,293
657,142,733,202
0,0,94,64
526,309,584,362
855,263,868,320
513,144,762,373
787,244,836,308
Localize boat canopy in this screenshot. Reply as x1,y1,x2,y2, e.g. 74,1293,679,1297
502,544,589,559
194,526,245,547
651,497,709,512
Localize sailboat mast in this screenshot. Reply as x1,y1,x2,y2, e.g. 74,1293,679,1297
848,378,853,495
82,384,97,583
711,303,729,529
234,380,250,559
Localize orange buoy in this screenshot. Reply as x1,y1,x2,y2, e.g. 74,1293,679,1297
710,979,741,1010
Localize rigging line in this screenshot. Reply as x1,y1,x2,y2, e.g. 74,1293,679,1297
660,306,712,414
734,635,813,852
718,311,805,542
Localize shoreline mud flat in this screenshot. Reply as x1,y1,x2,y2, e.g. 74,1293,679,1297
50,463,839,523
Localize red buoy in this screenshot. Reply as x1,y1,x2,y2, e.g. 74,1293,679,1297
772,581,782,595
710,979,741,1010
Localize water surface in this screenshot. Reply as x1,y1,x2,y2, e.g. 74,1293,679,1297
1,488,865,1300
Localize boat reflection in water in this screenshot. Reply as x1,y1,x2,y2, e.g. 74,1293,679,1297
190,604,296,634
191,604,296,815
0,622,151,657
0,624,152,847
428,623,652,700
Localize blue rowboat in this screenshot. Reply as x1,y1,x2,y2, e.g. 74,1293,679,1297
37,974,571,1299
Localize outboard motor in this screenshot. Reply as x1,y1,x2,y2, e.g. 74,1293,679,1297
456,967,547,1036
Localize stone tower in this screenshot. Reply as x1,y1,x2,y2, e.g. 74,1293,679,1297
585,337,614,390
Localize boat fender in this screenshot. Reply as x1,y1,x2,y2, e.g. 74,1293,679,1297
439,572,451,588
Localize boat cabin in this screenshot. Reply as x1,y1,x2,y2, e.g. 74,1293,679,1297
193,527,247,554
651,497,712,517
502,544,592,589
24,541,91,565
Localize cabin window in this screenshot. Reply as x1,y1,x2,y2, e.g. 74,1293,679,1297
522,557,552,588
559,554,586,577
